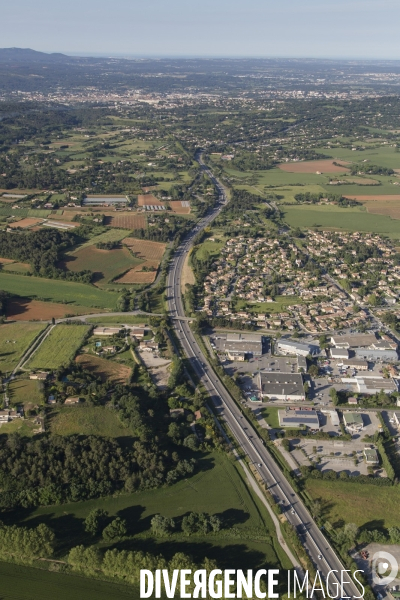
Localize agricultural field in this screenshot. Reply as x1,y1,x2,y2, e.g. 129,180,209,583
27,324,90,370
20,452,289,572
305,479,400,529
281,204,400,238
62,245,142,286
360,198,400,220
48,405,133,438
315,144,400,170
76,229,128,251
0,321,46,374
278,159,350,173
8,377,45,408
75,353,132,384
0,273,119,309
115,266,158,284
9,217,44,229
169,200,191,214
137,194,163,206
104,213,146,229
122,237,166,262
6,298,100,321
86,315,150,325
1,261,30,273
0,562,135,600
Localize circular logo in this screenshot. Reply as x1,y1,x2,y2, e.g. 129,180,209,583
371,551,398,586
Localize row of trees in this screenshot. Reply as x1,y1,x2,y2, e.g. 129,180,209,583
151,512,222,537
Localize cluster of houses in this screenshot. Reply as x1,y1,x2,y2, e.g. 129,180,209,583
201,234,374,333
306,230,400,307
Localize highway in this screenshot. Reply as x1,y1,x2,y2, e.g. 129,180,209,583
166,152,362,598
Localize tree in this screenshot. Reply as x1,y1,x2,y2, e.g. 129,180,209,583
329,388,339,406
344,522,359,546
308,364,319,377
84,508,108,536
151,514,175,537
102,518,127,541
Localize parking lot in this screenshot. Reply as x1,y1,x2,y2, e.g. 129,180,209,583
290,437,384,476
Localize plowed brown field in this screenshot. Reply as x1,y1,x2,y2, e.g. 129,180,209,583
170,201,191,214
122,238,165,261
9,218,43,229
116,269,157,284
137,194,162,206
76,354,131,383
278,159,350,173
6,299,100,321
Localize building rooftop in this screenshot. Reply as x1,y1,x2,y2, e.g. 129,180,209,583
344,412,363,425
331,333,377,348
279,409,320,428
260,372,304,397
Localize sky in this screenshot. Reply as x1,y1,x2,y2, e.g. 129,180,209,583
2,0,400,60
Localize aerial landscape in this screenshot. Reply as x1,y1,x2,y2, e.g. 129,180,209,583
1,1,400,599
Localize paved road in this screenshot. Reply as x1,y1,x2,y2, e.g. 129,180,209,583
166,152,362,598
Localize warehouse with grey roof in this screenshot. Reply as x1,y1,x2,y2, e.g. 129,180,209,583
258,372,305,401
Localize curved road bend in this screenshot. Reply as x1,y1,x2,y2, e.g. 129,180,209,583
166,153,361,598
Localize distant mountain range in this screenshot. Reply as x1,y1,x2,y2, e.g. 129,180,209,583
0,47,74,63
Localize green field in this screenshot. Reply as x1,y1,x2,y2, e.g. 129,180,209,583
316,145,400,170
48,405,132,437
281,204,400,237
62,245,142,285
27,325,90,369
0,321,46,374
0,273,119,309
9,377,45,407
0,561,136,600
261,407,282,429
19,452,289,571
305,479,400,529
76,229,129,251
235,296,301,315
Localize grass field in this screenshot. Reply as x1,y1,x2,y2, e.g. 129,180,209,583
362,198,400,220
2,261,31,274
76,229,128,251
75,353,132,383
27,325,90,370
236,296,301,314
48,405,132,437
9,377,45,408
62,246,142,285
0,273,119,309
0,562,136,600
0,321,46,374
20,452,288,571
305,479,400,529
261,407,282,429
281,204,400,238
315,145,400,170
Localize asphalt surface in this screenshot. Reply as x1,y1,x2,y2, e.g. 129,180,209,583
166,153,362,598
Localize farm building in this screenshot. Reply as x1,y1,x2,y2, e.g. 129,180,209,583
29,371,49,380
64,397,80,405
278,409,320,430
93,327,122,336
131,328,145,339
258,372,305,401
0,409,21,423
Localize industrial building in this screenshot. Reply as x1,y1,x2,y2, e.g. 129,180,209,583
278,409,320,430
222,333,263,360
354,347,398,361
258,372,305,401
331,333,378,348
330,347,349,360
343,412,364,434
355,377,397,395
297,355,308,372
342,358,369,371
277,338,320,357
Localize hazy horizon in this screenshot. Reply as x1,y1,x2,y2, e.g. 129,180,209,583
2,0,400,61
